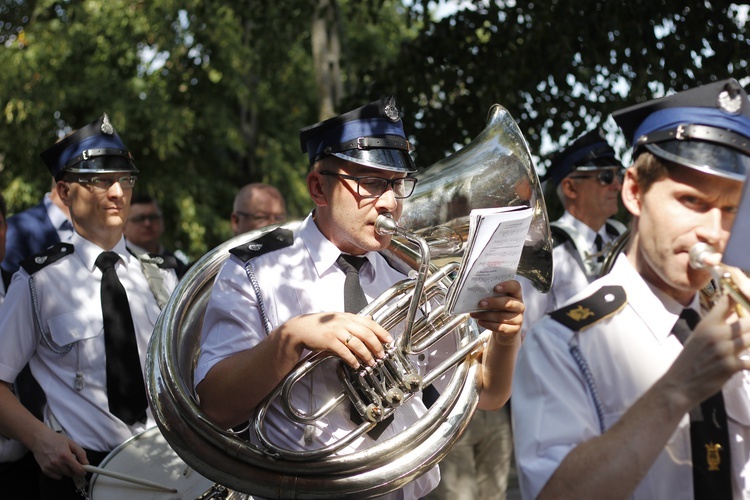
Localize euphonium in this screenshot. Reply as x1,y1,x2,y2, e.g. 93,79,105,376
147,104,552,498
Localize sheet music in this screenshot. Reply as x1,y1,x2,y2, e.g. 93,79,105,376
446,205,533,315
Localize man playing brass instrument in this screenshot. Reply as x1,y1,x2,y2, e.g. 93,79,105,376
195,96,525,499
512,78,750,500
520,128,626,337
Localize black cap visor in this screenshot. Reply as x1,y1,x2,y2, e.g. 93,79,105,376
644,140,749,182
331,148,417,173
63,155,138,178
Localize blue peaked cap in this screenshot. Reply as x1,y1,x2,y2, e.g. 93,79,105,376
613,79,750,181
299,96,417,173
544,129,622,187
41,113,137,180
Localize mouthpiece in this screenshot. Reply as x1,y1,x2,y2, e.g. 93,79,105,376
375,214,399,236
689,242,715,270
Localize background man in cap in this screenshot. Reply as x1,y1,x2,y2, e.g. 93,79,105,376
196,96,525,499
512,78,750,499
230,182,287,236
520,129,626,336
0,114,178,499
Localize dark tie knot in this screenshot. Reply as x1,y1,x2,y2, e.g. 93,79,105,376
337,254,367,274
96,251,121,272
673,308,700,345
680,307,701,331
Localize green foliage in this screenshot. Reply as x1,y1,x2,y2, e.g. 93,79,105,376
1,0,747,261
357,1,749,172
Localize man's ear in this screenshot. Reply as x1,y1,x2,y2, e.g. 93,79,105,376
307,171,328,207
620,168,642,217
560,177,578,199
56,180,72,207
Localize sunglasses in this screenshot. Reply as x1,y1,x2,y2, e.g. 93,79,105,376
568,169,624,186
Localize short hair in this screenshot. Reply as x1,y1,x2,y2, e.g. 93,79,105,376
232,183,285,212
131,194,158,208
630,152,670,195
0,193,6,219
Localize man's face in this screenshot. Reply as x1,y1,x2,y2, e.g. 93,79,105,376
311,160,409,255
59,172,133,245
232,190,287,235
569,167,622,220
625,165,742,303
124,201,164,249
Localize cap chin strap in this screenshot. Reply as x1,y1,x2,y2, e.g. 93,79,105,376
637,124,750,156
322,135,411,155
63,148,133,169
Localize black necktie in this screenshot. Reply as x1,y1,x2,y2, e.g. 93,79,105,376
337,254,368,313
337,254,396,437
95,251,147,425
673,308,732,500
594,233,604,263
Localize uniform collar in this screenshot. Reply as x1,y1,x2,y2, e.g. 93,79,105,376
73,232,134,272
560,211,605,247
610,254,700,342
300,212,375,279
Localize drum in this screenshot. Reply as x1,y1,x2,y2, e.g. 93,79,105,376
89,426,249,499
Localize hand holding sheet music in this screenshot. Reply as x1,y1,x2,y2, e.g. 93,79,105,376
446,206,533,315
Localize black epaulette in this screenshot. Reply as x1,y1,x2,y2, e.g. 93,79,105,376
550,225,570,248
20,243,75,275
229,227,294,263
549,285,627,331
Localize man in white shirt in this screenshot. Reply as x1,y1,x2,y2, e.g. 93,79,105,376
0,114,178,499
196,96,526,499
520,129,626,337
512,78,750,499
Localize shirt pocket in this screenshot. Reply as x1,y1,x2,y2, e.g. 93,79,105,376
47,312,104,370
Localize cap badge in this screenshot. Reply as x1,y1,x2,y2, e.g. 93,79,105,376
100,114,115,135
717,86,742,115
384,97,400,122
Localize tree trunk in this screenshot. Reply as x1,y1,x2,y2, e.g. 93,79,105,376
311,0,343,121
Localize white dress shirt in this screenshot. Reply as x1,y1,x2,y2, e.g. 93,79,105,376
520,211,621,337
0,232,178,452
512,254,750,499
197,214,447,499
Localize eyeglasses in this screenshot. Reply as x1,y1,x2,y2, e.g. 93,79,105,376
76,175,137,191
568,169,623,186
130,213,162,224
320,171,418,199
234,211,287,223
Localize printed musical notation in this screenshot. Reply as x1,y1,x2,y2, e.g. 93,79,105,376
446,205,533,315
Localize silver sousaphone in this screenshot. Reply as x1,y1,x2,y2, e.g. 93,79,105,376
146,104,553,499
